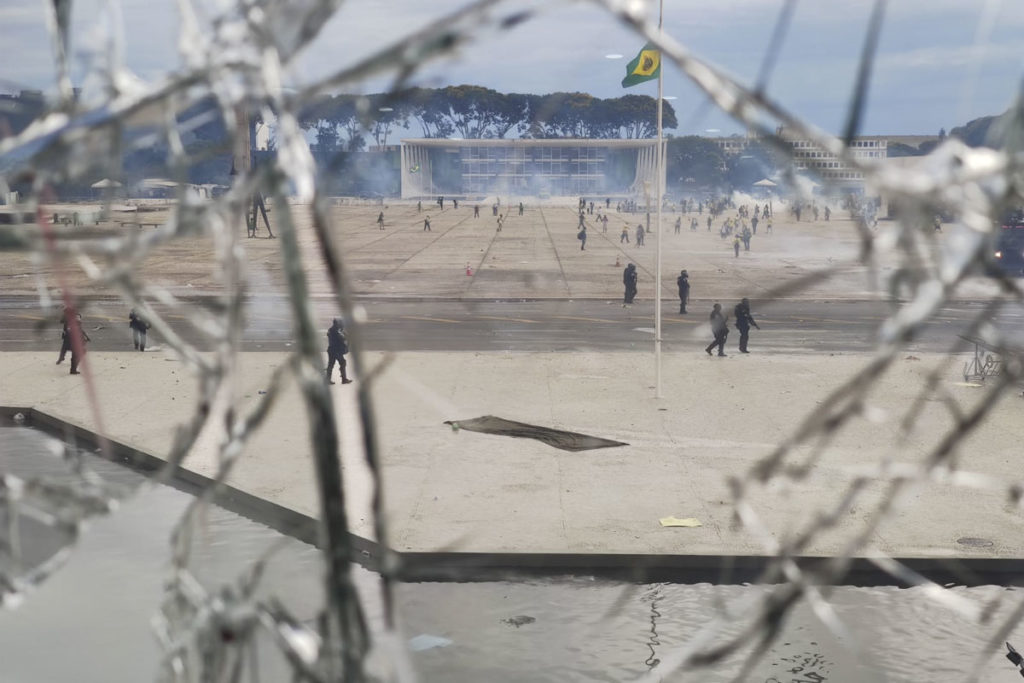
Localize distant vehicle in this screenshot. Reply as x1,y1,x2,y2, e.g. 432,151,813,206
992,223,1024,276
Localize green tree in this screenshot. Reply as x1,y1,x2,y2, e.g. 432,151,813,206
365,94,408,147
725,140,782,189
605,95,678,138
403,87,454,138
666,136,726,191
315,122,340,152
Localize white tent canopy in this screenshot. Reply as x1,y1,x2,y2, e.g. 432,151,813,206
90,179,122,188
139,178,178,189
752,178,777,187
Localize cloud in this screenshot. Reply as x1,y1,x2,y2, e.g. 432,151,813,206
879,43,1024,71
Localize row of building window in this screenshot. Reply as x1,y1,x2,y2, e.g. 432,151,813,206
800,161,869,174
790,139,884,149
463,179,604,193
461,147,606,160
795,151,882,163
462,161,604,175
819,170,864,180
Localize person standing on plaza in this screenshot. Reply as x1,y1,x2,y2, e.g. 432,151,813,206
68,316,90,375
674,217,682,234
423,216,431,231
707,215,712,232
705,303,728,357
56,306,73,364
733,298,760,353
623,263,638,305
825,206,831,221
497,214,504,232
620,225,629,244
417,200,422,212
474,204,480,218
677,270,690,314
578,225,587,250
128,309,150,351
519,202,524,216
751,214,758,234
376,211,384,230
733,235,741,257
326,318,352,385
453,198,458,210
636,223,645,247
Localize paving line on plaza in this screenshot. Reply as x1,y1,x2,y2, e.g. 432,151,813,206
462,211,516,298
331,207,435,254
537,207,572,298
475,315,539,324
372,210,476,286
553,315,617,324
399,315,461,324
587,208,685,300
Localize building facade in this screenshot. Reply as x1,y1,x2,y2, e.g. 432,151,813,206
400,138,665,199
711,134,897,191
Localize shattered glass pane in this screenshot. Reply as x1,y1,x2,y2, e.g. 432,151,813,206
3,0,1024,680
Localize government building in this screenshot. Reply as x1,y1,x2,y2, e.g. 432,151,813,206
400,138,665,199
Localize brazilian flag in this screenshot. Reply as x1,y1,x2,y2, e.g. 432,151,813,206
621,43,660,88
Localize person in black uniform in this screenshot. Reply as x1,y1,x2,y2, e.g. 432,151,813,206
326,318,352,384
705,303,728,357
733,298,760,353
129,309,150,351
623,263,638,305
676,270,690,314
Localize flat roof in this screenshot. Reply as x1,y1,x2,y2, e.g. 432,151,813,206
401,138,659,148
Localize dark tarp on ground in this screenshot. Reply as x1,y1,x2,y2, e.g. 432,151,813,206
444,416,627,452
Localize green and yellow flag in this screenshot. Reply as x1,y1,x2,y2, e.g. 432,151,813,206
621,43,660,88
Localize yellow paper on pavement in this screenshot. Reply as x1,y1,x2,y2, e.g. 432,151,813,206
659,516,702,528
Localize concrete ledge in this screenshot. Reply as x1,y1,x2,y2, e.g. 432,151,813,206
1,407,380,571
7,405,1024,588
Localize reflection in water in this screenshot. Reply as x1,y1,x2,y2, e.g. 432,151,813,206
643,584,662,670
767,646,833,682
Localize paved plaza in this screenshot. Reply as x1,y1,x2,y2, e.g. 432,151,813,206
1,199,1020,565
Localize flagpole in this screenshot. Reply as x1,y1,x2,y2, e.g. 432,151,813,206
654,0,664,399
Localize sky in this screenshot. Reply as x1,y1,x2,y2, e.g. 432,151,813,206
1,0,1022,137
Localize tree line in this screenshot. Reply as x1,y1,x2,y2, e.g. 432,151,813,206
298,85,678,151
